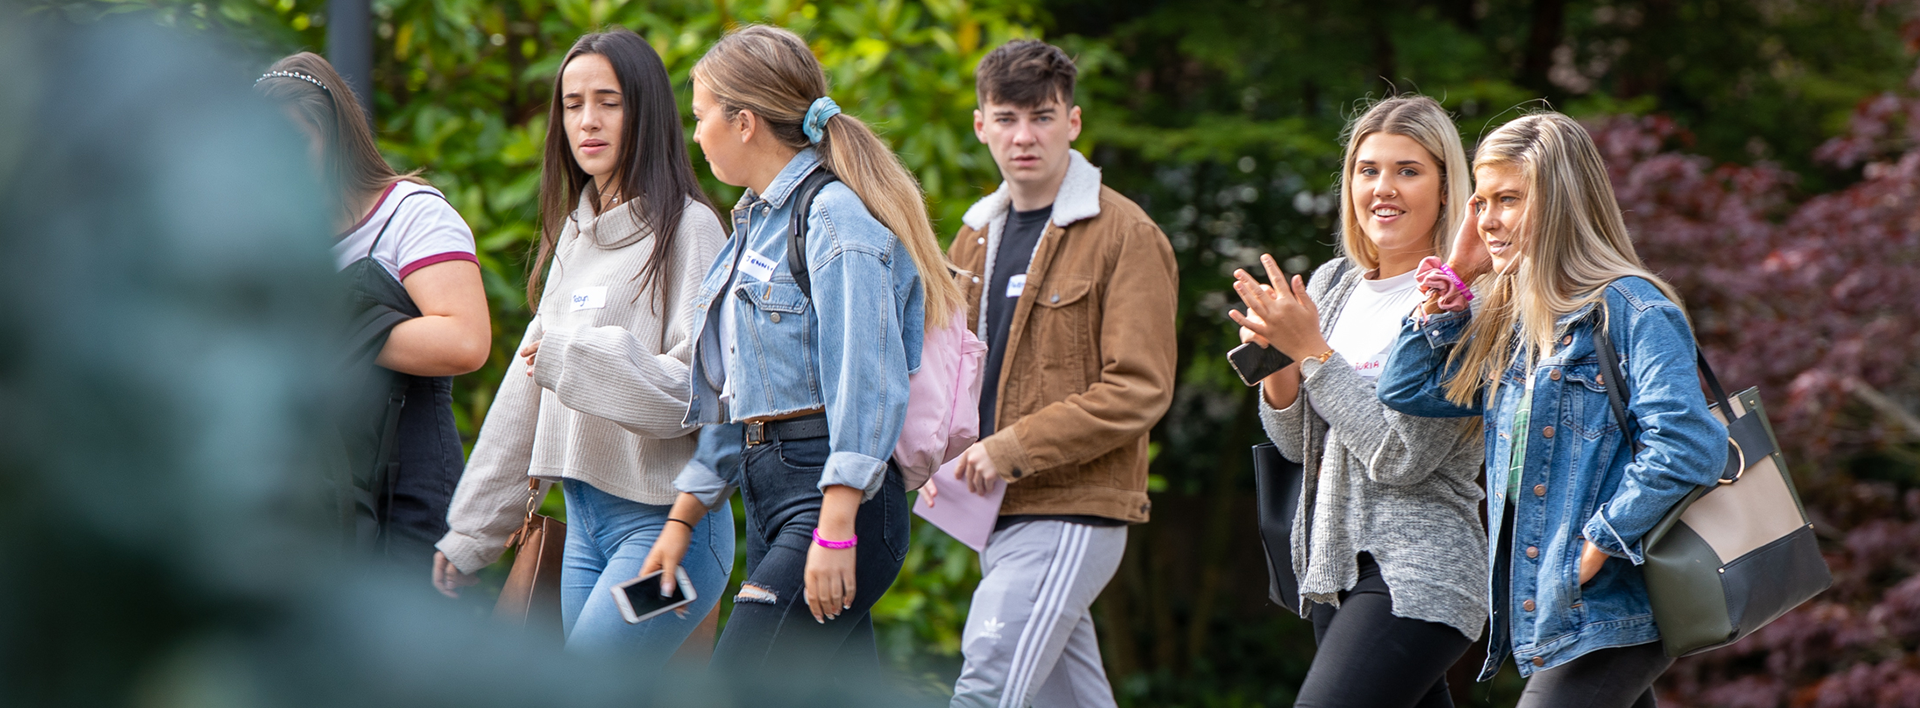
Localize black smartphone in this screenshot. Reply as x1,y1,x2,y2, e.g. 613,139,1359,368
1228,341,1294,387
611,567,695,623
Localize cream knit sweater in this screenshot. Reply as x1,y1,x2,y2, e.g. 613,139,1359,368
437,194,725,574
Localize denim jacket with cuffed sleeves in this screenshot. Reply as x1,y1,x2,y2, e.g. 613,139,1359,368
1376,276,1728,680
673,149,924,506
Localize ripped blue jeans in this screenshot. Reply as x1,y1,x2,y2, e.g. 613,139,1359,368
711,431,909,675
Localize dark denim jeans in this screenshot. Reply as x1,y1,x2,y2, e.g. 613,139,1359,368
380,375,464,569
712,433,909,675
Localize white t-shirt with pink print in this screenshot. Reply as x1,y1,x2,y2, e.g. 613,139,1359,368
1325,268,1423,380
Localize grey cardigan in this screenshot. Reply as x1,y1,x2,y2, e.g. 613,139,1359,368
1259,257,1487,640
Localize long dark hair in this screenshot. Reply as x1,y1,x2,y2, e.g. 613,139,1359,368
255,52,419,225
531,29,714,312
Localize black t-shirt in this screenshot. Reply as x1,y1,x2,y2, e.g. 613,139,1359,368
979,204,1052,436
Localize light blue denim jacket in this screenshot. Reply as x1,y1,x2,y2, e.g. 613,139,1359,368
1376,277,1728,680
674,149,924,505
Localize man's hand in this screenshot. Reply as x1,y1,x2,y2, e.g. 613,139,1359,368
953,442,1004,495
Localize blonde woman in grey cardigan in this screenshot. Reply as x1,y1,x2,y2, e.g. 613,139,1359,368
428,31,730,663
1229,96,1486,708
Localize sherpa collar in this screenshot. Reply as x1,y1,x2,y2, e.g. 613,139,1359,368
961,149,1102,231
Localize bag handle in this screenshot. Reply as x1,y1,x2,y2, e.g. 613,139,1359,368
505,478,545,548
1591,286,1765,484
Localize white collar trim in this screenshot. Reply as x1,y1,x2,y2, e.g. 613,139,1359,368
961,150,1103,231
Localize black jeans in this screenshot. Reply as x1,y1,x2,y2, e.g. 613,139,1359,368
711,432,909,676
1516,641,1671,708
1297,553,1472,708
380,375,464,569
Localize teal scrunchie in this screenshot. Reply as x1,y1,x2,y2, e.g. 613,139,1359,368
802,96,840,144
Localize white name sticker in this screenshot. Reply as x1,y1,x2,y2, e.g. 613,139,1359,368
1005,273,1027,298
738,248,778,283
570,286,608,311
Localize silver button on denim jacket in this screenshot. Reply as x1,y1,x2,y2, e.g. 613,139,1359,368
1377,276,1729,680
673,149,926,506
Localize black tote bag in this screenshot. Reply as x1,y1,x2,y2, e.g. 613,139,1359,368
1252,442,1305,615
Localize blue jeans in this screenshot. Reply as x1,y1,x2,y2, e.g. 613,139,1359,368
711,433,908,674
559,479,734,663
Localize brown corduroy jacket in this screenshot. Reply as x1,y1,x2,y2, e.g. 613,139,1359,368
946,151,1178,524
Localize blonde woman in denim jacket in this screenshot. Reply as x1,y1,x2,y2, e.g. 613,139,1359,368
1377,112,1728,707
637,25,966,676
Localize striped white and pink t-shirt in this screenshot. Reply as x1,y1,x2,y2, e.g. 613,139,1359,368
331,181,478,280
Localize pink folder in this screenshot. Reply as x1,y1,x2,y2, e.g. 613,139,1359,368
911,458,1006,552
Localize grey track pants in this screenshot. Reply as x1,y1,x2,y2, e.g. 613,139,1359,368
951,519,1127,708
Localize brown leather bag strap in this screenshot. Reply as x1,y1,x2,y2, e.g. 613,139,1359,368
503,478,544,548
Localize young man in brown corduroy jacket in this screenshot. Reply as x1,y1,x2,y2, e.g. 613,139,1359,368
943,39,1178,708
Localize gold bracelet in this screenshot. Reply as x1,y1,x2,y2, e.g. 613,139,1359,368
1309,349,1336,364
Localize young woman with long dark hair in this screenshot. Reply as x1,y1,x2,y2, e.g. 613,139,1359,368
1377,112,1728,707
637,24,965,674
257,52,490,568
429,30,731,662
1231,96,1486,708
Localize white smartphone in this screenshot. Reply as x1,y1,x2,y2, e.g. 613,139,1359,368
611,567,695,624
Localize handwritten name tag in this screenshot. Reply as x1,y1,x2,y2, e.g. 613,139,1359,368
739,248,778,283
1005,273,1027,298
570,286,608,311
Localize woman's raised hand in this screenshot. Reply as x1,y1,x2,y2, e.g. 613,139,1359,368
1445,209,1491,282
1228,254,1331,361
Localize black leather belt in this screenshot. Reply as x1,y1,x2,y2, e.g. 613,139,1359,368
744,412,829,446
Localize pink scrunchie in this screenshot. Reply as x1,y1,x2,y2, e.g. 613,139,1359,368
1415,256,1474,312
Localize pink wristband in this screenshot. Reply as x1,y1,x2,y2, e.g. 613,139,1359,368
812,528,857,549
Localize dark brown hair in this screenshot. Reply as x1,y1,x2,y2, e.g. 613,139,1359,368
974,40,1077,109
255,52,418,224
531,30,715,312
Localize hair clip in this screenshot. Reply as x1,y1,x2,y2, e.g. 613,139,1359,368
256,70,329,93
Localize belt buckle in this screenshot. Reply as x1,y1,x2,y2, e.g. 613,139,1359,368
745,421,768,446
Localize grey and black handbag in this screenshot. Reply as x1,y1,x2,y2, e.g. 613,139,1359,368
1594,306,1831,657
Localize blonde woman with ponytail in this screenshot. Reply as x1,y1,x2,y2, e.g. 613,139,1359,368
1377,112,1728,707
638,24,963,672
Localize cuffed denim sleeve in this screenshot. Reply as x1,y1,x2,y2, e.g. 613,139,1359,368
806,202,913,502
1376,309,1484,418
1581,296,1728,564
1583,502,1644,564
676,423,744,508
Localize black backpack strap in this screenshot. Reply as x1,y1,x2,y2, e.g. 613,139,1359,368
784,168,840,301
366,188,450,258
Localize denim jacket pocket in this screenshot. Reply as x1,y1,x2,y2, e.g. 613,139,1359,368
1559,365,1619,440
737,280,818,402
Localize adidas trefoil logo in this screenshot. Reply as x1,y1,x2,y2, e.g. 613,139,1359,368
977,616,1005,640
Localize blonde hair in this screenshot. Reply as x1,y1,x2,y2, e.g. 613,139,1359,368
1442,112,1686,406
691,25,962,326
1337,96,1472,272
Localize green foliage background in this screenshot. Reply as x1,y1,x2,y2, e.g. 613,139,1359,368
39,0,1920,704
